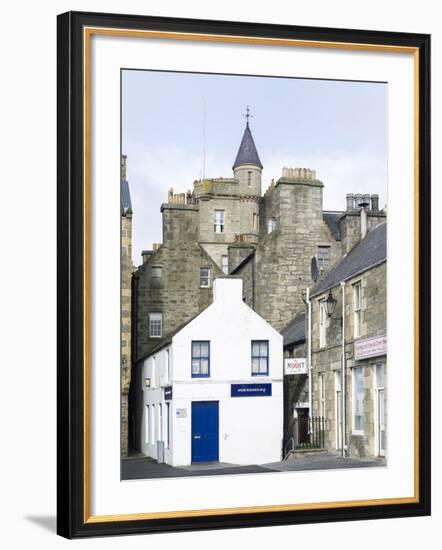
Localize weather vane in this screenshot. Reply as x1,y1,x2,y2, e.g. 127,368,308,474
243,105,253,126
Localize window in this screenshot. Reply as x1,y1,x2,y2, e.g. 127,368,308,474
151,265,162,279
319,373,326,418
158,403,163,442
145,405,150,444
247,171,252,186
317,246,331,269
353,367,364,433
151,404,156,442
268,218,276,234
319,301,327,348
149,313,162,338
335,371,342,449
251,340,269,375
253,213,259,231
353,282,362,338
214,210,225,233
221,255,229,275
191,341,210,377
165,402,171,448
200,267,211,288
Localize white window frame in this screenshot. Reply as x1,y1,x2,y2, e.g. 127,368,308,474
374,363,386,457
319,300,327,348
247,170,252,186
158,403,163,443
145,405,150,444
214,209,225,233
353,281,362,338
221,255,229,275
352,366,365,435
165,402,171,449
319,372,326,419
335,370,342,449
200,267,211,288
268,218,276,234
149,312,162,338
151,265,162,279
151,404,156,443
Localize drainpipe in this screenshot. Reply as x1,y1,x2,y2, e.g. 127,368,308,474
306,287,312,422
341,281,348,457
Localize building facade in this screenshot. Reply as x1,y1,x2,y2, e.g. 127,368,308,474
309,218,387,459
127,115,387,460
136,278,283,466
121,155,133,457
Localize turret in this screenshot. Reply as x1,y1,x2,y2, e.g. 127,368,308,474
232,107,263,197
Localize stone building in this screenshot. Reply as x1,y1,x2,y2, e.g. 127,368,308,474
121,155,133,456
309,210,387,459
133,118,346,368
128,115,387,458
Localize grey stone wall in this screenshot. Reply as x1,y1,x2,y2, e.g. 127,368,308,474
340,211,386,254
134,233,223,362
121,212,132,457
253,178,341,331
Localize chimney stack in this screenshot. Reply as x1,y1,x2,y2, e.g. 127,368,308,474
141,250,153,264
371,194,379,211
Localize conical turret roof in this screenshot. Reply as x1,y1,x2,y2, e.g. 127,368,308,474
232,123,263,170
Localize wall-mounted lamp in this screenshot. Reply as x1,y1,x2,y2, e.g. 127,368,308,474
325,289,338,318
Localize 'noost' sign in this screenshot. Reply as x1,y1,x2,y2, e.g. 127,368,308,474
284,358,307,375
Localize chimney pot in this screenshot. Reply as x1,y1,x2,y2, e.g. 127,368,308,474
371,194,379,211
346,193,355,211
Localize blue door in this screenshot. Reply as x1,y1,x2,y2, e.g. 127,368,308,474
191,401,219,462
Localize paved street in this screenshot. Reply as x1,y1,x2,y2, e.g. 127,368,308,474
122,453,385,480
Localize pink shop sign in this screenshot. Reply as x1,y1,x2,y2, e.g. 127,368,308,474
354,336,387,360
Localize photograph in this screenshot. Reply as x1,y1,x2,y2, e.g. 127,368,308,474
120,69,388,480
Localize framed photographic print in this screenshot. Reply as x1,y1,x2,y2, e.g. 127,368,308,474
57,11,431,538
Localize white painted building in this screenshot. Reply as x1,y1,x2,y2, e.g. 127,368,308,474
138,277,283,467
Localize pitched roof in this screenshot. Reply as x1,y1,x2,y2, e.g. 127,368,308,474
121,180,132,215
323,211,343,241
232,123,263,170
280,313,306,347
311,222,386,297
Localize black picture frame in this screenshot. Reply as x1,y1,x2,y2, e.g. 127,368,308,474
57,10,431,539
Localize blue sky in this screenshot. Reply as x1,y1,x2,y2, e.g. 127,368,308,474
122,70,387,265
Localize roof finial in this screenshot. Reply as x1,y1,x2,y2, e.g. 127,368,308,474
243,105,253,127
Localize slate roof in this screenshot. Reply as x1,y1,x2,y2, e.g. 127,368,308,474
323,211,343,241
232,123,263,170
280,313,306,347
311,222,386,297
121,180,132,215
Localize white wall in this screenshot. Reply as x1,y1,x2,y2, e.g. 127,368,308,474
2,1,440,550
